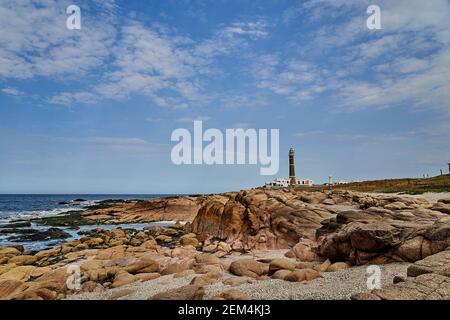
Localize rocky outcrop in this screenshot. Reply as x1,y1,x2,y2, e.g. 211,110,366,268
187,189,336,250
81,195,229,223
317,202,449,264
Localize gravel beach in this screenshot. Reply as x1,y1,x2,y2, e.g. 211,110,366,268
66,249,410,300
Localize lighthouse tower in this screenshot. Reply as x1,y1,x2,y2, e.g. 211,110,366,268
289,147,296,186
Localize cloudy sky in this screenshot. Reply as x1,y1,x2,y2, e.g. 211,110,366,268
0,0,449,194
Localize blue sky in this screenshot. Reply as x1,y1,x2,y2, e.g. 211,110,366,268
0,0,449,194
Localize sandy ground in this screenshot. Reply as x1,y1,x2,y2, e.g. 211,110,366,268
66,250,409,300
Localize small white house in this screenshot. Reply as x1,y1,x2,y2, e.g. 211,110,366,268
265,177,314,188
264,178,290,188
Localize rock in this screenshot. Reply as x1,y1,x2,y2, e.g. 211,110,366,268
108,288,134,300
229,259,269,278
407,249,450,277
81,281,104,293
0,222,31,229
190,272,221,286
186,189,334,250
432,203,450,215
352,273,450,300
212,289,251,300
322,199,335,205
194,264,223,274
7,255,37,266
327,262,351,272
195,254,222,266
271,270,292,280
180,235,199,247
19,287,58,300
111,271,136,288
0,280,28,300
284,240,320,262
217,242,232,253
0,264,18,276
160,263,187,276
174,270,196,278
8,228,70,242
149,285,205,300
222,277,253,286
0,266,35,282
34,247,61,261
96,245,126,260
135,273,160,282
268,259,296,274
202,244,218,253
317,209,449,265
314,259,331,272
0,247,21,257
284,269,322,282
155,235,173,243
30,267,52,278
126,258,159,274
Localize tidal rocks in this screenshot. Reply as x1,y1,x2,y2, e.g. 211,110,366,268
7,228,70,242
81,195,228,224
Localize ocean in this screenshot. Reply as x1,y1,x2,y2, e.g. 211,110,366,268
0,194,174,251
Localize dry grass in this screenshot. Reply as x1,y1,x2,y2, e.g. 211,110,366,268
298,174,450,194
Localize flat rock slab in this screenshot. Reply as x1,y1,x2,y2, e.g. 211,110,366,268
352,273,450,300
407,249,450,277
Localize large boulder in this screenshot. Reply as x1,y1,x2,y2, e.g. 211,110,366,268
229,259,269,278
317,209,449,264
187,189,334,250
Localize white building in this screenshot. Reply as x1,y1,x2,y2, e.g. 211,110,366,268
265,177,314,188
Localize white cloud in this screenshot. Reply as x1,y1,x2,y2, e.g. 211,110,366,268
48,19,268,108
1,87,23,96
176,116,211,123
0,0,115,79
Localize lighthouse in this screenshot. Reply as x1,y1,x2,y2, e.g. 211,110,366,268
289,147,296,186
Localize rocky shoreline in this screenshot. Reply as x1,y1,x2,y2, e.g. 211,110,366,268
0,189,449,300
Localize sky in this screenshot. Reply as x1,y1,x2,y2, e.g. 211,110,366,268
0,0,449,194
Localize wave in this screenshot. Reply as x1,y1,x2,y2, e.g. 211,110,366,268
0,200,101,223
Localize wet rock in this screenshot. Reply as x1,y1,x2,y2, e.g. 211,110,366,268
8,228,70,242
0,222,31,229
